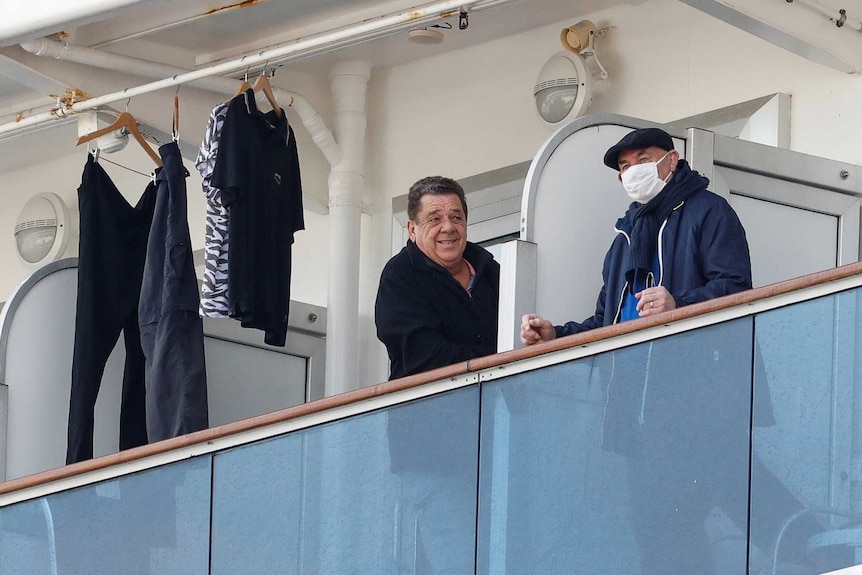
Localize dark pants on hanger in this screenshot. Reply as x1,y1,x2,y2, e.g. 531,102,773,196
67,155,157,464
139,142,208,442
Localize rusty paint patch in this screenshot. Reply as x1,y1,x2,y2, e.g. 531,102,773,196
9,88,90,123
204,0,262,17
54,88,91,108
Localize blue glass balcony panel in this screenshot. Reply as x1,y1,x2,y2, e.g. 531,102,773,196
0,457,211,575
6,285,862,575
478,318,755,575
751,290,862,574
211,385,480,574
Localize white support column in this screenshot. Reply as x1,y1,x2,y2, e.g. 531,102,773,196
325,61,371,396
497,239,538,352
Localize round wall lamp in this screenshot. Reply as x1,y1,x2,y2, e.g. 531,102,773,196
14,192,70,269
533,51,592,126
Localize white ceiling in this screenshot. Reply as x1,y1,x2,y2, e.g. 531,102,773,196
0,0,632,172
679,0,862,74
0,0,860,173
0,0,621,118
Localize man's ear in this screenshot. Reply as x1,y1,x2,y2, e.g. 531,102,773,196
407,220,416,242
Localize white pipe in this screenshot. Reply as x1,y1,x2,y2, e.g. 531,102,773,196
18,37,342,168
0,0,155,46
790,0,862,32
325,61,371,396
0,0,503,137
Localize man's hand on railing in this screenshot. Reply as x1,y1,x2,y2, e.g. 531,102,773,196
521,314,556,346
635,286,677,317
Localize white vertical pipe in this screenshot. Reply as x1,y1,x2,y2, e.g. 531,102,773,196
325,61,370,396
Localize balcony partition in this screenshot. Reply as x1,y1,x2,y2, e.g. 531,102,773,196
2,264,862,574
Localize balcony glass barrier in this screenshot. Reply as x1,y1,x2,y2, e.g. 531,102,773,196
210,385,480,574
2,285,862,575
479,318,756,574
750,289,862,575
0,457,211,575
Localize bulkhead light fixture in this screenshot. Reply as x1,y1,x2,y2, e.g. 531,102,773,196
14,192,70,268
534,20,608,127
534,51,592,125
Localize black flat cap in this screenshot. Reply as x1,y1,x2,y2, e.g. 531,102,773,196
603,127,674,170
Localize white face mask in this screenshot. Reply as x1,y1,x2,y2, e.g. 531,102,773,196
620,151,672,204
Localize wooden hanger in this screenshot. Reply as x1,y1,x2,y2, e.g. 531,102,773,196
75,112,162,167
229,79,251,103
172,94,180,142
252,73,282,118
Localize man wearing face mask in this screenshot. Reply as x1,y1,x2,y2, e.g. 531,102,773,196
518,130,829,574
519,128,785,574
520,126,751,340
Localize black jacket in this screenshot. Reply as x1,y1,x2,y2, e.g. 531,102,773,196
376,240,499,474
375,240,500,380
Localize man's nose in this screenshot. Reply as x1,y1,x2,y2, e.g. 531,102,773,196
440,216,456,231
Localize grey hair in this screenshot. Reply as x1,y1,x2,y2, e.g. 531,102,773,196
407,176,468,222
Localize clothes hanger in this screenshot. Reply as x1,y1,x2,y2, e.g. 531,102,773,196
229,76,251,103
172,89,180,143
252,69,282,118
75,111,162,167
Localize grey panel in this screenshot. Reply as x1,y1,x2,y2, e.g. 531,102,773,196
715,166,859,287
0,262,79,479
731,195,837,288
204,338,308,427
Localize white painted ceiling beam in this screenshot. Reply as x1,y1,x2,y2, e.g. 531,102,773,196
678,0,862,73
0,0,159,46
0,53,71,96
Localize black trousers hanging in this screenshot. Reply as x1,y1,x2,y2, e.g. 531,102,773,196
67,155,157,464
138,142,208,442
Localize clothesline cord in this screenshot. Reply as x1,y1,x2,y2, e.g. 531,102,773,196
99,156,153,178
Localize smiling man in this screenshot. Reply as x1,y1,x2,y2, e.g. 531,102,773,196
375,175,499,574
375,175,499,379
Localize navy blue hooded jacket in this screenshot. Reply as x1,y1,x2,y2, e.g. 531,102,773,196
555,161,752,337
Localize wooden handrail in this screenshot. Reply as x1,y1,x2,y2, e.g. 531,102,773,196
471,260,862,371
3,260,862,497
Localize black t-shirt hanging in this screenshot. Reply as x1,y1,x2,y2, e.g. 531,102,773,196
211,88,304,347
